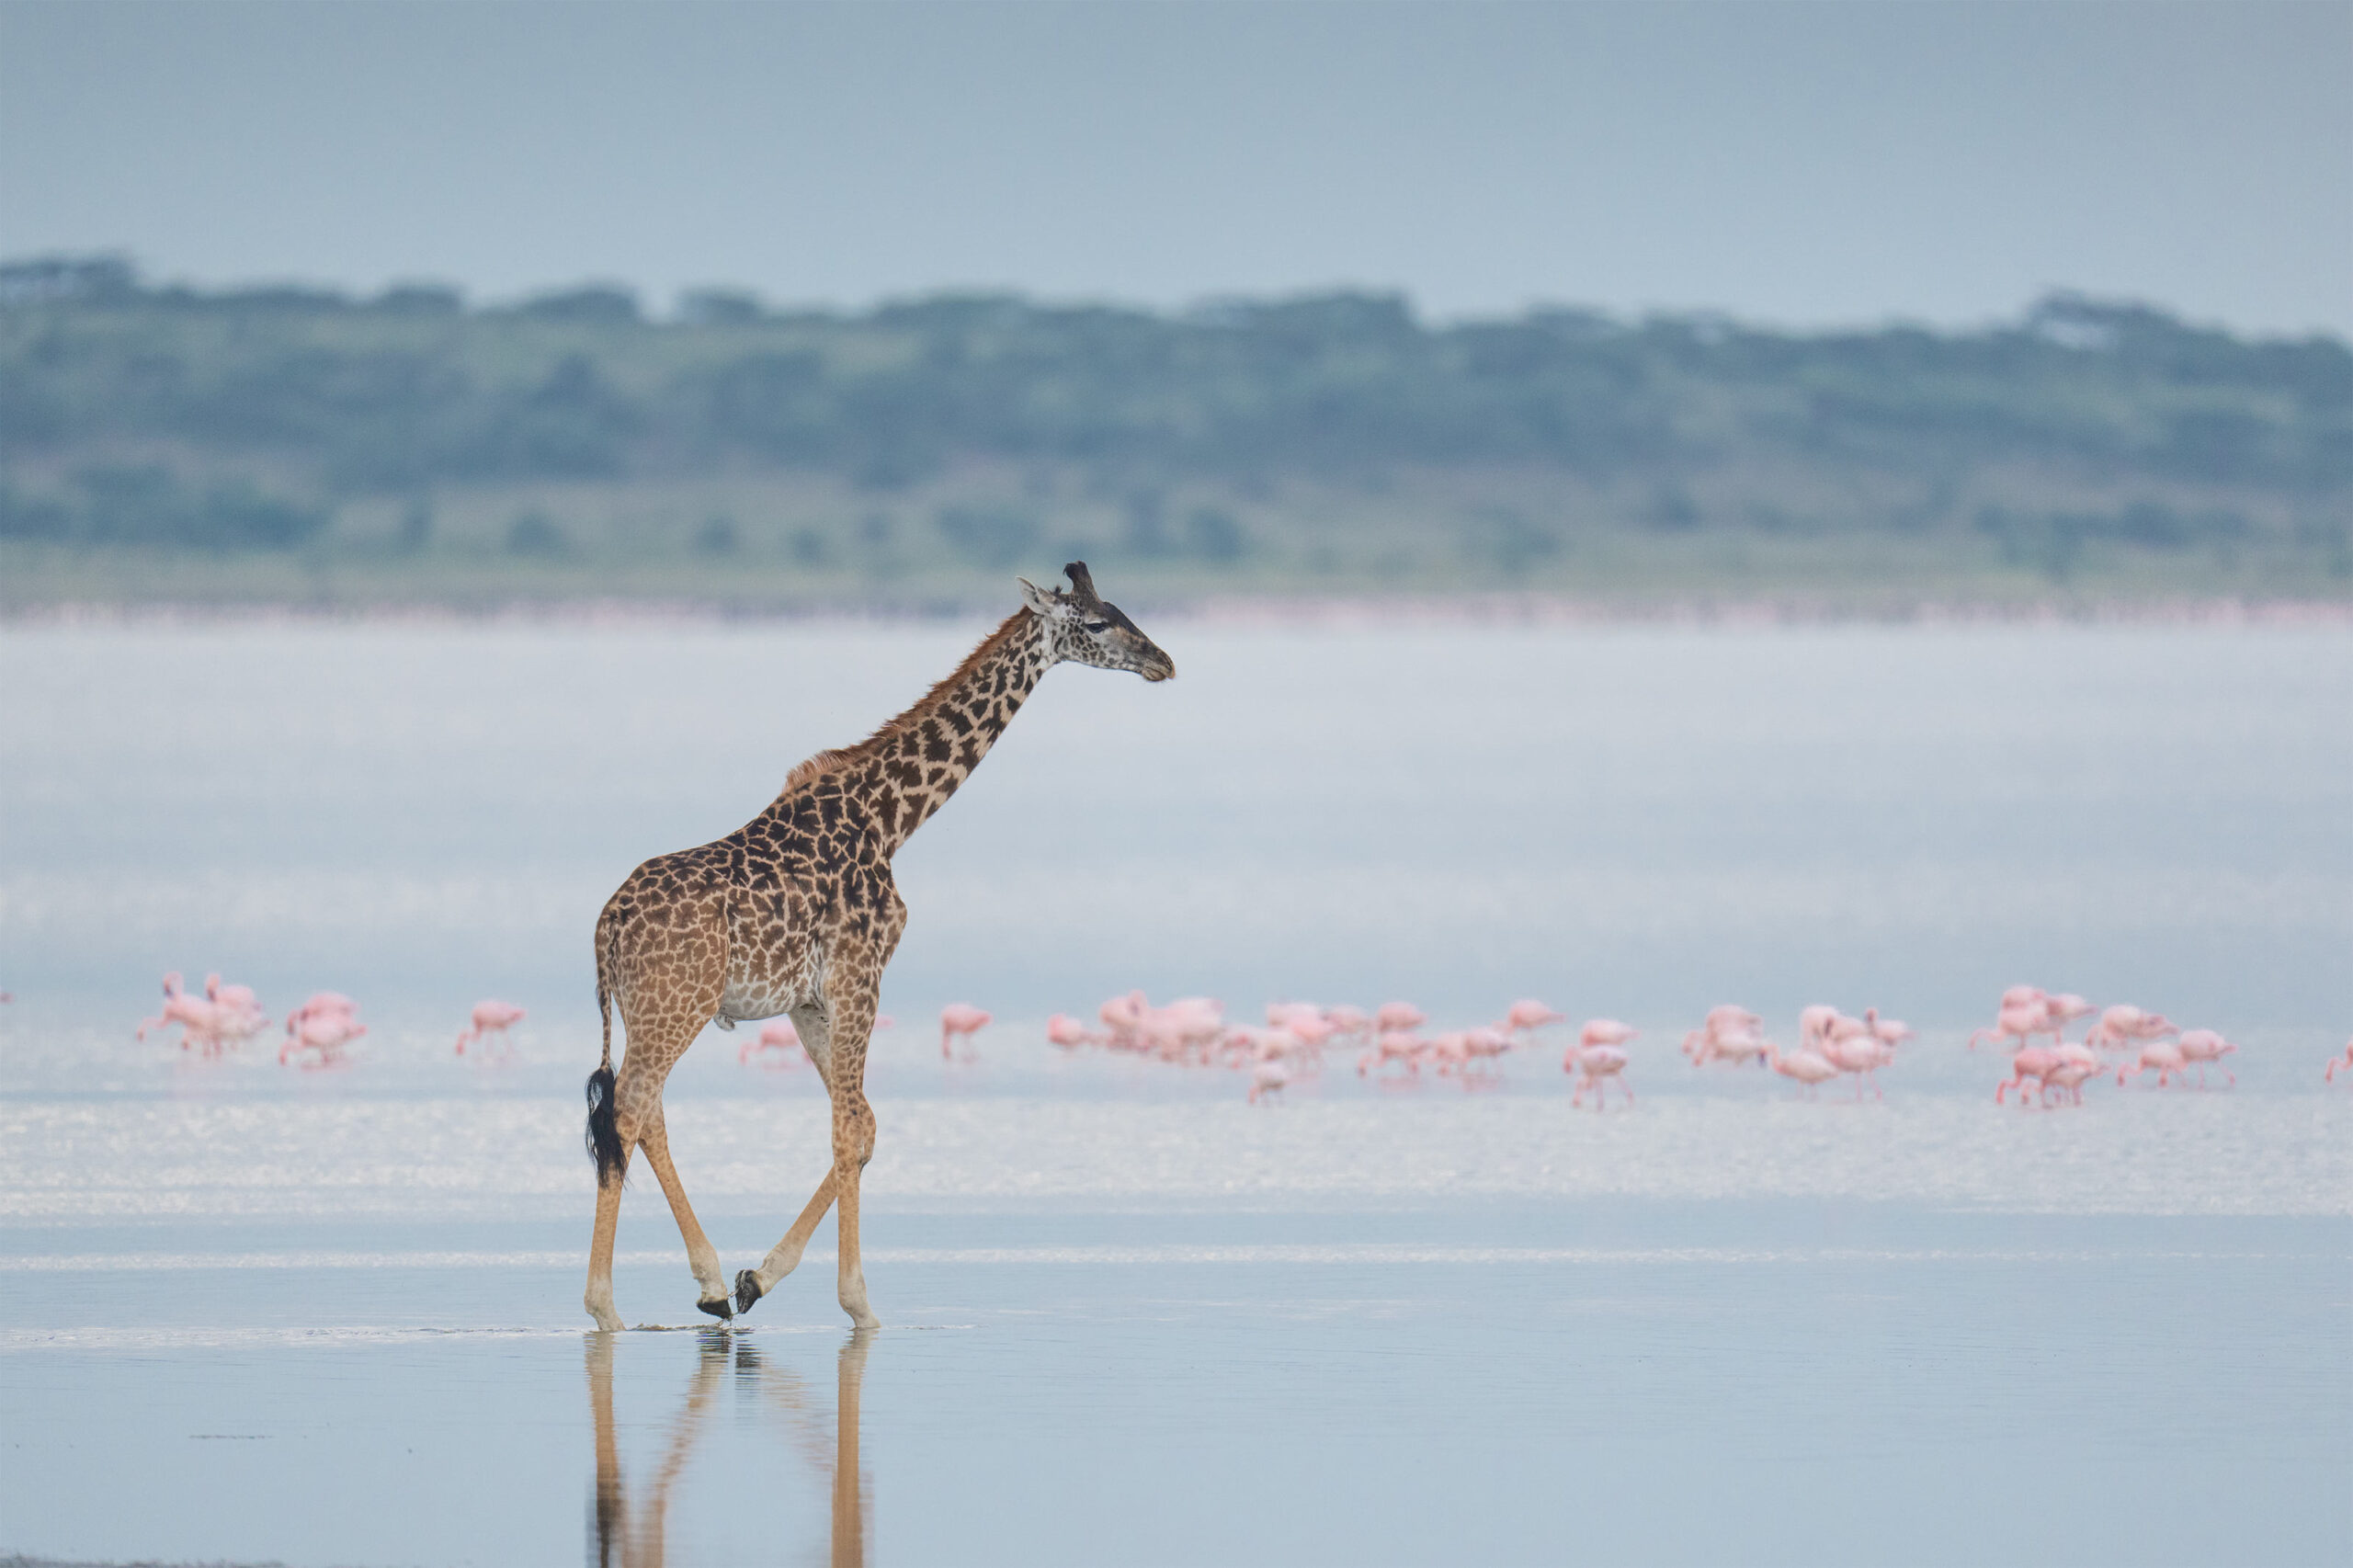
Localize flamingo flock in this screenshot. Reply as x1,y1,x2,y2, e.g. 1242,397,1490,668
116,972,2341,1095
127,971,521,1071
1020,983,2323,1108
1043,993,1344,1101
136,971,272,1058
1027,992,1606,1105
1722,1004,1911,1101
1965,986,2250,1107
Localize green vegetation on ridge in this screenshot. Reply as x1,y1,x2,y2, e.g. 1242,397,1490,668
2,256,2347,607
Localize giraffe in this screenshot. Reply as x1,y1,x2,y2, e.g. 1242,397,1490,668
583,562,1175,1331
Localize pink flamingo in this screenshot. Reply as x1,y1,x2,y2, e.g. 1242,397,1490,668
1099,991,1150,1049
1500,999,1567,1045
1863,1007,1915,1051
2043,994,2097,1041
1163,998,1225,1040
1767,1043,1838,1098
1266,1004,1332,1053
1682,1005,1762,1063
1996,1047,2062,1106
455,999,527,1057
1248,1057,1289,1105
1798,1005,1848,1054
739,1017,805,1067
1323,1004,1372,1041
2174,1028,2239,1089
1357,1029,1427,1077
1446,1026,1511,1091
1045,1013,1100,1049
286,991,358,1027
1822,1029,1893,1100
280,994,365,1067
1135,997,1223,1062
1564,1034,1632,1110
1708,1028,1773,1068
138,971,222,1051
1225,1025,1302,1070
2327,1040,2353,1083
2041,1054,2100,1107
1566,1019,1638,1105
939,1003,991,1060
1969,986,2050,1051
198,975,269,1051
1375,1001,1427,1034
2116,1038,2188,1089
2085,1005,2176,1052
1423,1030,1473,1075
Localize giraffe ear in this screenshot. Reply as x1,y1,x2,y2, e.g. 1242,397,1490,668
1017,576,1063,616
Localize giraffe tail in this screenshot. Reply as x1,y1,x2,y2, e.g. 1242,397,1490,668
585,1066,622,1185
585,921,624,1185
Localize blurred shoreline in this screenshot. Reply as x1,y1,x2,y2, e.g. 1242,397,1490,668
7,591,2351,629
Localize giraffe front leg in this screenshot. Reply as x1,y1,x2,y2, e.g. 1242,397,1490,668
819,971,882,1329
833,1090,880,1330
735,1170,841,1314
735,1003,842,1315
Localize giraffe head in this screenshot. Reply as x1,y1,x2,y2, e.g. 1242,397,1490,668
1018,562,1176,681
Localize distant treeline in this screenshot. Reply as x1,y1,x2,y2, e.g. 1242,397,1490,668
1,253,2346,563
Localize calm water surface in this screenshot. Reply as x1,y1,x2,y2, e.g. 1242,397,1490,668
1,621,2347,1565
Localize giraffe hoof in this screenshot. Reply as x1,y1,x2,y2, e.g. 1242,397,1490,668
733,1269,763,1315
696,1294,734,1322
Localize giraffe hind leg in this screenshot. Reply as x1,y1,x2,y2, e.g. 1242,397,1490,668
586,994,728,1327
636,1108,734,1318
585,1142,630,1333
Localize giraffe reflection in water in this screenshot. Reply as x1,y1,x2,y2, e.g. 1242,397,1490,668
587,1327,873,1567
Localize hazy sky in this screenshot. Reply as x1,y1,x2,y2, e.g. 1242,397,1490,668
3,1,2347,335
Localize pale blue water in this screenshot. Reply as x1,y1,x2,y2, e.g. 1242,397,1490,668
2,620,2348,1565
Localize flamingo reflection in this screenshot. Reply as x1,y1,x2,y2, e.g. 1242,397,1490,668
587,1327,873,1567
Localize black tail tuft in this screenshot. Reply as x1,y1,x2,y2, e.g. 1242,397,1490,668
585,1066,624,1186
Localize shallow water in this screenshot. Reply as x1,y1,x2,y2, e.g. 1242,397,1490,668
2,621,2349,1564
2,1205,2347,1567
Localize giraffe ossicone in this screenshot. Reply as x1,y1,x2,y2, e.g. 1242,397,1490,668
582,562,1174,1332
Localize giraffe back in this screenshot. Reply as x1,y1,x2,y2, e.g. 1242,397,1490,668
597,767,906,1039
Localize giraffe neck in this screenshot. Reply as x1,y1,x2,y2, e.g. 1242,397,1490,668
834,608,1053,858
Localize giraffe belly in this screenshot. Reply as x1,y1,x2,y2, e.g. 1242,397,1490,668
717,942,825,1025
716,981,811,1025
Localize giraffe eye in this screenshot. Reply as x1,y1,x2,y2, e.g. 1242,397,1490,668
1084,619,1109,633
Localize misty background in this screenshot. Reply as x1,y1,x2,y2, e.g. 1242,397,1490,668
2,0,2347,606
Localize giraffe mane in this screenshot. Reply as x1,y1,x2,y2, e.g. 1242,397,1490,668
780,608,1034,792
